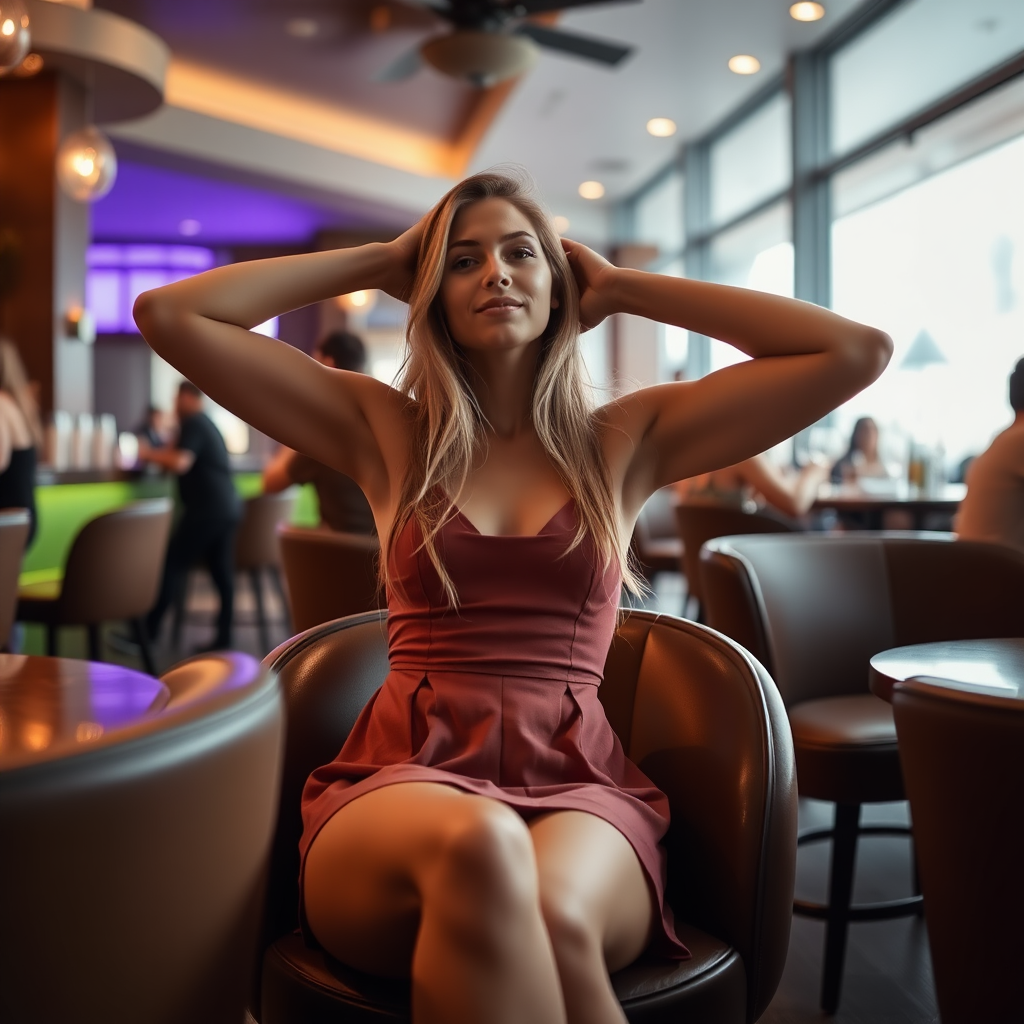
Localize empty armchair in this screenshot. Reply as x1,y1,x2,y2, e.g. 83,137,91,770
254,609,797,1024
17,498,173,673
277,525,381,633
0,651,284,1024
698,532,1024,1013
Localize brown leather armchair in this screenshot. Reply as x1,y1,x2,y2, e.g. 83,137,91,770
0,652,284,1024
698,532,1024,1013
253,609,797,1024
892,675,1024,1024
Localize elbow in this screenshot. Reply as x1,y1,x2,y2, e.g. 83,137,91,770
132,288,178,353
843,327,893,388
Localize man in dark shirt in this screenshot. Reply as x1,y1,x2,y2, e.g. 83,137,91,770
262,330,376,535
140,381,242,650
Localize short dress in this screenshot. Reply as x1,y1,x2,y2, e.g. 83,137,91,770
299,499,690,959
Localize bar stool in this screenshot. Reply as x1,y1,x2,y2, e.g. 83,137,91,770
0,508,31,650
235,492,296,651
699,532,1024,1013
17,499,173,673
277,525,381,633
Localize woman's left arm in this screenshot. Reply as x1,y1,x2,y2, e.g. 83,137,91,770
564,241,893,513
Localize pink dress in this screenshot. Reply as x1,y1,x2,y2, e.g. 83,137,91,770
299,499,689,958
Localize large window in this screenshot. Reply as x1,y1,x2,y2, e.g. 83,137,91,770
831,0,1024,156
634,168,684,263
832,122,1024,470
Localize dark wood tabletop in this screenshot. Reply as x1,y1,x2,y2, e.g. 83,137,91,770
869,638,1024,704
0,655,168,770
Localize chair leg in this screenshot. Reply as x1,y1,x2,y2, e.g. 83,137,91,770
132,618,157,677
821,802,861,1014
87,624,102,663
46,624,57,657
251,568,270,653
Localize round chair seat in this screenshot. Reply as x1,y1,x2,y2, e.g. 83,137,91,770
262,924,747,1024
788,694,902,804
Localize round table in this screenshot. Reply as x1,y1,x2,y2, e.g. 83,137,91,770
869,638,1024,704
0,654,168,770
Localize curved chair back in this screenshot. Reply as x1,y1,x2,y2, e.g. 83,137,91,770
676,504,796,608
0,653,284,1024
260,609,796,1023
58,498,173,624
700,533,1024,706
892,678,1024,1024
0,508,30,647
277,525,381,632
236,492,296,571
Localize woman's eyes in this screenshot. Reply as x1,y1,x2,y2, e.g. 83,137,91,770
450,247,537,270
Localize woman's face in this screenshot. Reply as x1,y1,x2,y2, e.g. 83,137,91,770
855,420,879,458
439,197,556,354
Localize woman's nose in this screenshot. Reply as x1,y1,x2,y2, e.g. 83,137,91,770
483,258,511,288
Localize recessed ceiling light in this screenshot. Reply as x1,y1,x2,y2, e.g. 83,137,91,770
179,219,201,237
286,18,319,39
552,215,570,234
728,54,761,75
578,181,605,200
789,2,825,21
646,117,677,138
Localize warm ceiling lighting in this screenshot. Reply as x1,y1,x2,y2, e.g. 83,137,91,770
646,117,677,138
578,180,605,200
286,18,319,38
337,290,378,312
552,215,570,234
11,51,42,76
789,2,825,21
728,54,761,75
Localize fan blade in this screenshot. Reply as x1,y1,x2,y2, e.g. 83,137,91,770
508,0,640,15
515,23,632,66
373,45,425,81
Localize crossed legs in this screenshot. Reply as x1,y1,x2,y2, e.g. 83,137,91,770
302,782,653,1024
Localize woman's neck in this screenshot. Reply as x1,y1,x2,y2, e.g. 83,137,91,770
463,340,541,439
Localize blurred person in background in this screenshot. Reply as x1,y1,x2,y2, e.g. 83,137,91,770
134,404,168,449
138,380,242,651
674,450,830,521
0,340,43,545
830,416,890,485
956,357,1024,553
262,330,376,535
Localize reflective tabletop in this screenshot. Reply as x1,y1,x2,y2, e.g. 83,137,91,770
0,655,169,769
869,638,1024,704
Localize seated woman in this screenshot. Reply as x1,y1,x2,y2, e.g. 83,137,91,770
674,451,829,520
830,415,890,485
134,170,890,1024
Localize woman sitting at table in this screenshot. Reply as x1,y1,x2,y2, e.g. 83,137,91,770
830,415,890,485
133,169,891,1024
673,450,829,521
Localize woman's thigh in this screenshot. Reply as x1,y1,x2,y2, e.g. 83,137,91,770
303,781,530,977
529,811,653,973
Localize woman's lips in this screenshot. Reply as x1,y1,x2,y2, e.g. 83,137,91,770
477,301,523,316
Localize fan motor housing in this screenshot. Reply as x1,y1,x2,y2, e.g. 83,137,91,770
421,29,538,86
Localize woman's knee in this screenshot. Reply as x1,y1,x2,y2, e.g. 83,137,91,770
538,888,603,968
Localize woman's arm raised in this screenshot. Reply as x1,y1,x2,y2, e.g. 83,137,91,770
133,228,420,504
564,240,893,514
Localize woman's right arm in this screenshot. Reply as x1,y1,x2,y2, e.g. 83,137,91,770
740,454,829,518
133,234,418,506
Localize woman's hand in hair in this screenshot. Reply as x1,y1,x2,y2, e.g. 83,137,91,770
561,238,619,332
379,215,427,303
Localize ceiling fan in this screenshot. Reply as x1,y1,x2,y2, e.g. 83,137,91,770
375,0,639,87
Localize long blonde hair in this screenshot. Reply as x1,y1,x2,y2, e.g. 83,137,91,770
385,169,640,604
0,339,43,450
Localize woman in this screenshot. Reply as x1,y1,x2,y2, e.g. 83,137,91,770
0,340,42,544
135,171,890,1024
830,415,889,485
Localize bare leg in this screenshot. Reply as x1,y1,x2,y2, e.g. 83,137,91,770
303,782,566,1024
529,811,654,1024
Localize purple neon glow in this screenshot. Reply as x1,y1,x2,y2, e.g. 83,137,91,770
91,160,351,244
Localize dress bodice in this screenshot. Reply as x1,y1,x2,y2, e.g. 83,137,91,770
386,500,620,683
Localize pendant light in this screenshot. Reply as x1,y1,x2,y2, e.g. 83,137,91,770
0,0,29,74
56,125,117,202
